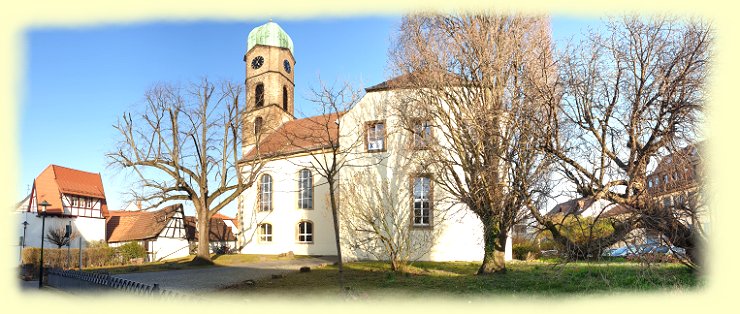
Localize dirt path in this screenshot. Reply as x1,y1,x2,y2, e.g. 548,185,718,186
112,256,336,294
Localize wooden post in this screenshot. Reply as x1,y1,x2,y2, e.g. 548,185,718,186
67,221,72,269
78,236,83,270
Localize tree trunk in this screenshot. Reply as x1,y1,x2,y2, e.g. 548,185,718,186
478,218,507,275
328,178,345,291
390,255,405,272
193,210,214,265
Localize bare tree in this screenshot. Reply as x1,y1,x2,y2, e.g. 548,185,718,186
340,167,444,272
45,222,79,248
108,78,263,264
531,16,711,269
390,13,555,274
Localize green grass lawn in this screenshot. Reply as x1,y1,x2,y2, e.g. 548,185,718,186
83,254,308,274
222,260,700,296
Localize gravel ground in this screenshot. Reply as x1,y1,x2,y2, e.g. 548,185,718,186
112,256,337,294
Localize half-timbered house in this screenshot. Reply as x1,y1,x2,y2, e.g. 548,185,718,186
19,164,109,249
106,204,189,261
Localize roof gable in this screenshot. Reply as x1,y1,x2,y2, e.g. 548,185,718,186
31,164,109,216
106,204,184,243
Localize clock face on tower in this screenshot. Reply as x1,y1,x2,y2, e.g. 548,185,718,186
283,60,291,73
251,56,264,70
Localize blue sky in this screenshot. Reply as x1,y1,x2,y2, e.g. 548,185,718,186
20,15,599,216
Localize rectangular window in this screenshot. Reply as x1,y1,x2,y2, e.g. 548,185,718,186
412,176,432,227
366,121,385,152
412,120,432,149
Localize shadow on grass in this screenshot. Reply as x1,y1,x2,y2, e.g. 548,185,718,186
222,260,700,297
86,254,318,275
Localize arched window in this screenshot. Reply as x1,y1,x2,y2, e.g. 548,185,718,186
255,83,264,107
297,221,313,243
259,174,272,211
254,117,263,136
298,169,313,209
282,86,288,111
258,223,272,242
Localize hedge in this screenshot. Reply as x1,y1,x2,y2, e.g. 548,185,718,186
21,242,143,270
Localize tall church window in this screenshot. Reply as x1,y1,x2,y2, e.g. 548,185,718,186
259,174,272,211
412,176,432,227
255,83,265,107
298,169,313,209
283,86,288,111
254,117,263,136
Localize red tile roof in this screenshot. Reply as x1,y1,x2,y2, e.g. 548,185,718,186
365,71,463,92
106,204,184,243
31,164,109,216
184,216,237,242
546,197,597,216
212,213,238,226
547,196,632,218
242,113,341,162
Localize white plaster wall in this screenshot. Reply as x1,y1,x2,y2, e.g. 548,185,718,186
151,237,190,261
338,90,511,262
239,154,338,256
17,211,106,249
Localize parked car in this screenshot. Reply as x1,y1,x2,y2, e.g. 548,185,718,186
605,245,638,257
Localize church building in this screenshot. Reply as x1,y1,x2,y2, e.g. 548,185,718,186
236,21,511,262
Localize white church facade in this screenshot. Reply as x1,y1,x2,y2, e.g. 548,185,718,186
236,21,511,262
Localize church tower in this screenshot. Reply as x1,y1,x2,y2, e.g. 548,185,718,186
242,21,295,154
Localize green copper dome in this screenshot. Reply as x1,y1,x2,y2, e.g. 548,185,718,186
247,21,294,54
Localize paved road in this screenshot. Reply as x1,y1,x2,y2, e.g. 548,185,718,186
112,256,337,294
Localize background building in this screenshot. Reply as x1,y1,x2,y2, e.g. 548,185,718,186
18,165,109,250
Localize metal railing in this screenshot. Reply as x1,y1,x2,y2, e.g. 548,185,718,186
46,268,185,298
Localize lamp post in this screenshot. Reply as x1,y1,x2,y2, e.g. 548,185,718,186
20,220,29,264
38,200,49,289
